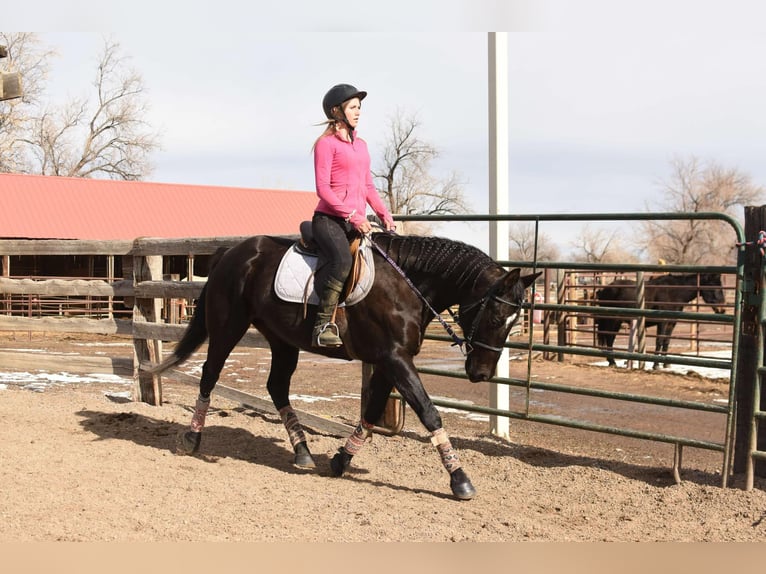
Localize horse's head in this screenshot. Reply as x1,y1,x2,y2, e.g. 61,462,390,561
458,269,541,383
700,273,727,314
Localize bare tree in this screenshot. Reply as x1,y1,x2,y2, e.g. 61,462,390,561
1,34,160,179
508,223,560,264
372,109,470,233
569,225,639,264
639,156,765,265
0,32,54,172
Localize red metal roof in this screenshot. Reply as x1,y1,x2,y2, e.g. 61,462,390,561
0,173,318,240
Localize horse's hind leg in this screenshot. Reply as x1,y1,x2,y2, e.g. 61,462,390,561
265,340,316,469
654,322,675,369
603,332,618,367
596,319,618,367
178,314,251,455
328,372,392,478
330,355,476,501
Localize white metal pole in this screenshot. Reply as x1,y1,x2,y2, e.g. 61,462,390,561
488,32,510,439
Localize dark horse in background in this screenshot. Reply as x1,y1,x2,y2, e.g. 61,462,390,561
594,273,727,369
151,231,539,500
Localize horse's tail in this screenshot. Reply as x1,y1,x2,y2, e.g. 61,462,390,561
149,247,229,375
149,283,210,374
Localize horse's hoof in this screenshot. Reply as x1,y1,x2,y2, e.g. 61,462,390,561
329,448,352,477
293,442,316,469
449,468,476,501
176,430,201,455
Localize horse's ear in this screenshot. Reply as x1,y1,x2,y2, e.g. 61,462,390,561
521,271,542,289
504,268,521,288
502,269,541,291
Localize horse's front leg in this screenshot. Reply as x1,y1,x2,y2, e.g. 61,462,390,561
267,341,316,469
331,355,476,501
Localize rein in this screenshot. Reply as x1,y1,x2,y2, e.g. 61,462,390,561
369,234,520,356
368,235,470,355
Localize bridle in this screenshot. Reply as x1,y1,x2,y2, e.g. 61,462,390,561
369,234,521,356
453,281,521,354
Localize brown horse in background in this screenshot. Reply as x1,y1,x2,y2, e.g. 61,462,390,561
594,273,727,368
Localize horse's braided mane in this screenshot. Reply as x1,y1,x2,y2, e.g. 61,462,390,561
373,233,496,289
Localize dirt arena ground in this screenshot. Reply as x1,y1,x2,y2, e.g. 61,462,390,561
0,332,764,542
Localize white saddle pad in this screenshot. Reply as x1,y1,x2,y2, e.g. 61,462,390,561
274,238,375,306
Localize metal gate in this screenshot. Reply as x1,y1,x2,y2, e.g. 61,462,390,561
375,211,749,486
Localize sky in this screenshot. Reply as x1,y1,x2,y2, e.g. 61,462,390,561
7,0,766,252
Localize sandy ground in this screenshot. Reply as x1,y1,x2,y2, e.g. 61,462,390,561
0,333,765,542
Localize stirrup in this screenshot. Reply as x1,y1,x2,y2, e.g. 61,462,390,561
314,322,343,347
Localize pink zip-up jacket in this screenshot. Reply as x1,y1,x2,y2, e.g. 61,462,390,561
313,132,393,228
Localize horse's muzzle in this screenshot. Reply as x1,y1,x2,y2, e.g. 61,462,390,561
465,358,494,383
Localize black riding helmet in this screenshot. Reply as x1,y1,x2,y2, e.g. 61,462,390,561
322,83,367,119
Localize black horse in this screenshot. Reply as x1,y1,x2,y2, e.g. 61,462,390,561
151,232,539,500
594,273,727,368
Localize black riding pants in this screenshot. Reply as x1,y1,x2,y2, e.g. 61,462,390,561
312,212,356,290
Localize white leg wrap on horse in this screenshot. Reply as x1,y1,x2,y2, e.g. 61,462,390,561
190,395,210,433
343,419,374,456
431,428,461,472
279,405,307,447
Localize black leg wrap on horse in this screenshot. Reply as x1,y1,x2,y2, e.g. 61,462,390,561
330,447,353,477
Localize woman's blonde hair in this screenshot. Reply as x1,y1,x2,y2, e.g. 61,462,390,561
312,100,354,150
312,119,337,151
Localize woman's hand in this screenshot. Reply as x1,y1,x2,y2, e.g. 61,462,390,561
383,218,396,233
355,219,372,234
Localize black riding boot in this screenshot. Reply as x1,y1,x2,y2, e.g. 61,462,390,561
312,277,345,348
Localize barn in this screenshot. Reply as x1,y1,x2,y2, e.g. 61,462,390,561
0,172,318,280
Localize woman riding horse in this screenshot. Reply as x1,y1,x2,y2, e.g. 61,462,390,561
311,83,396,348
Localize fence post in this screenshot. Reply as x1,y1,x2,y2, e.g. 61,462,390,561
636,271,646,370
132,251,163,405
556,269,567,361
733,206,766,477
360,363,405,435
543,268,552,359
